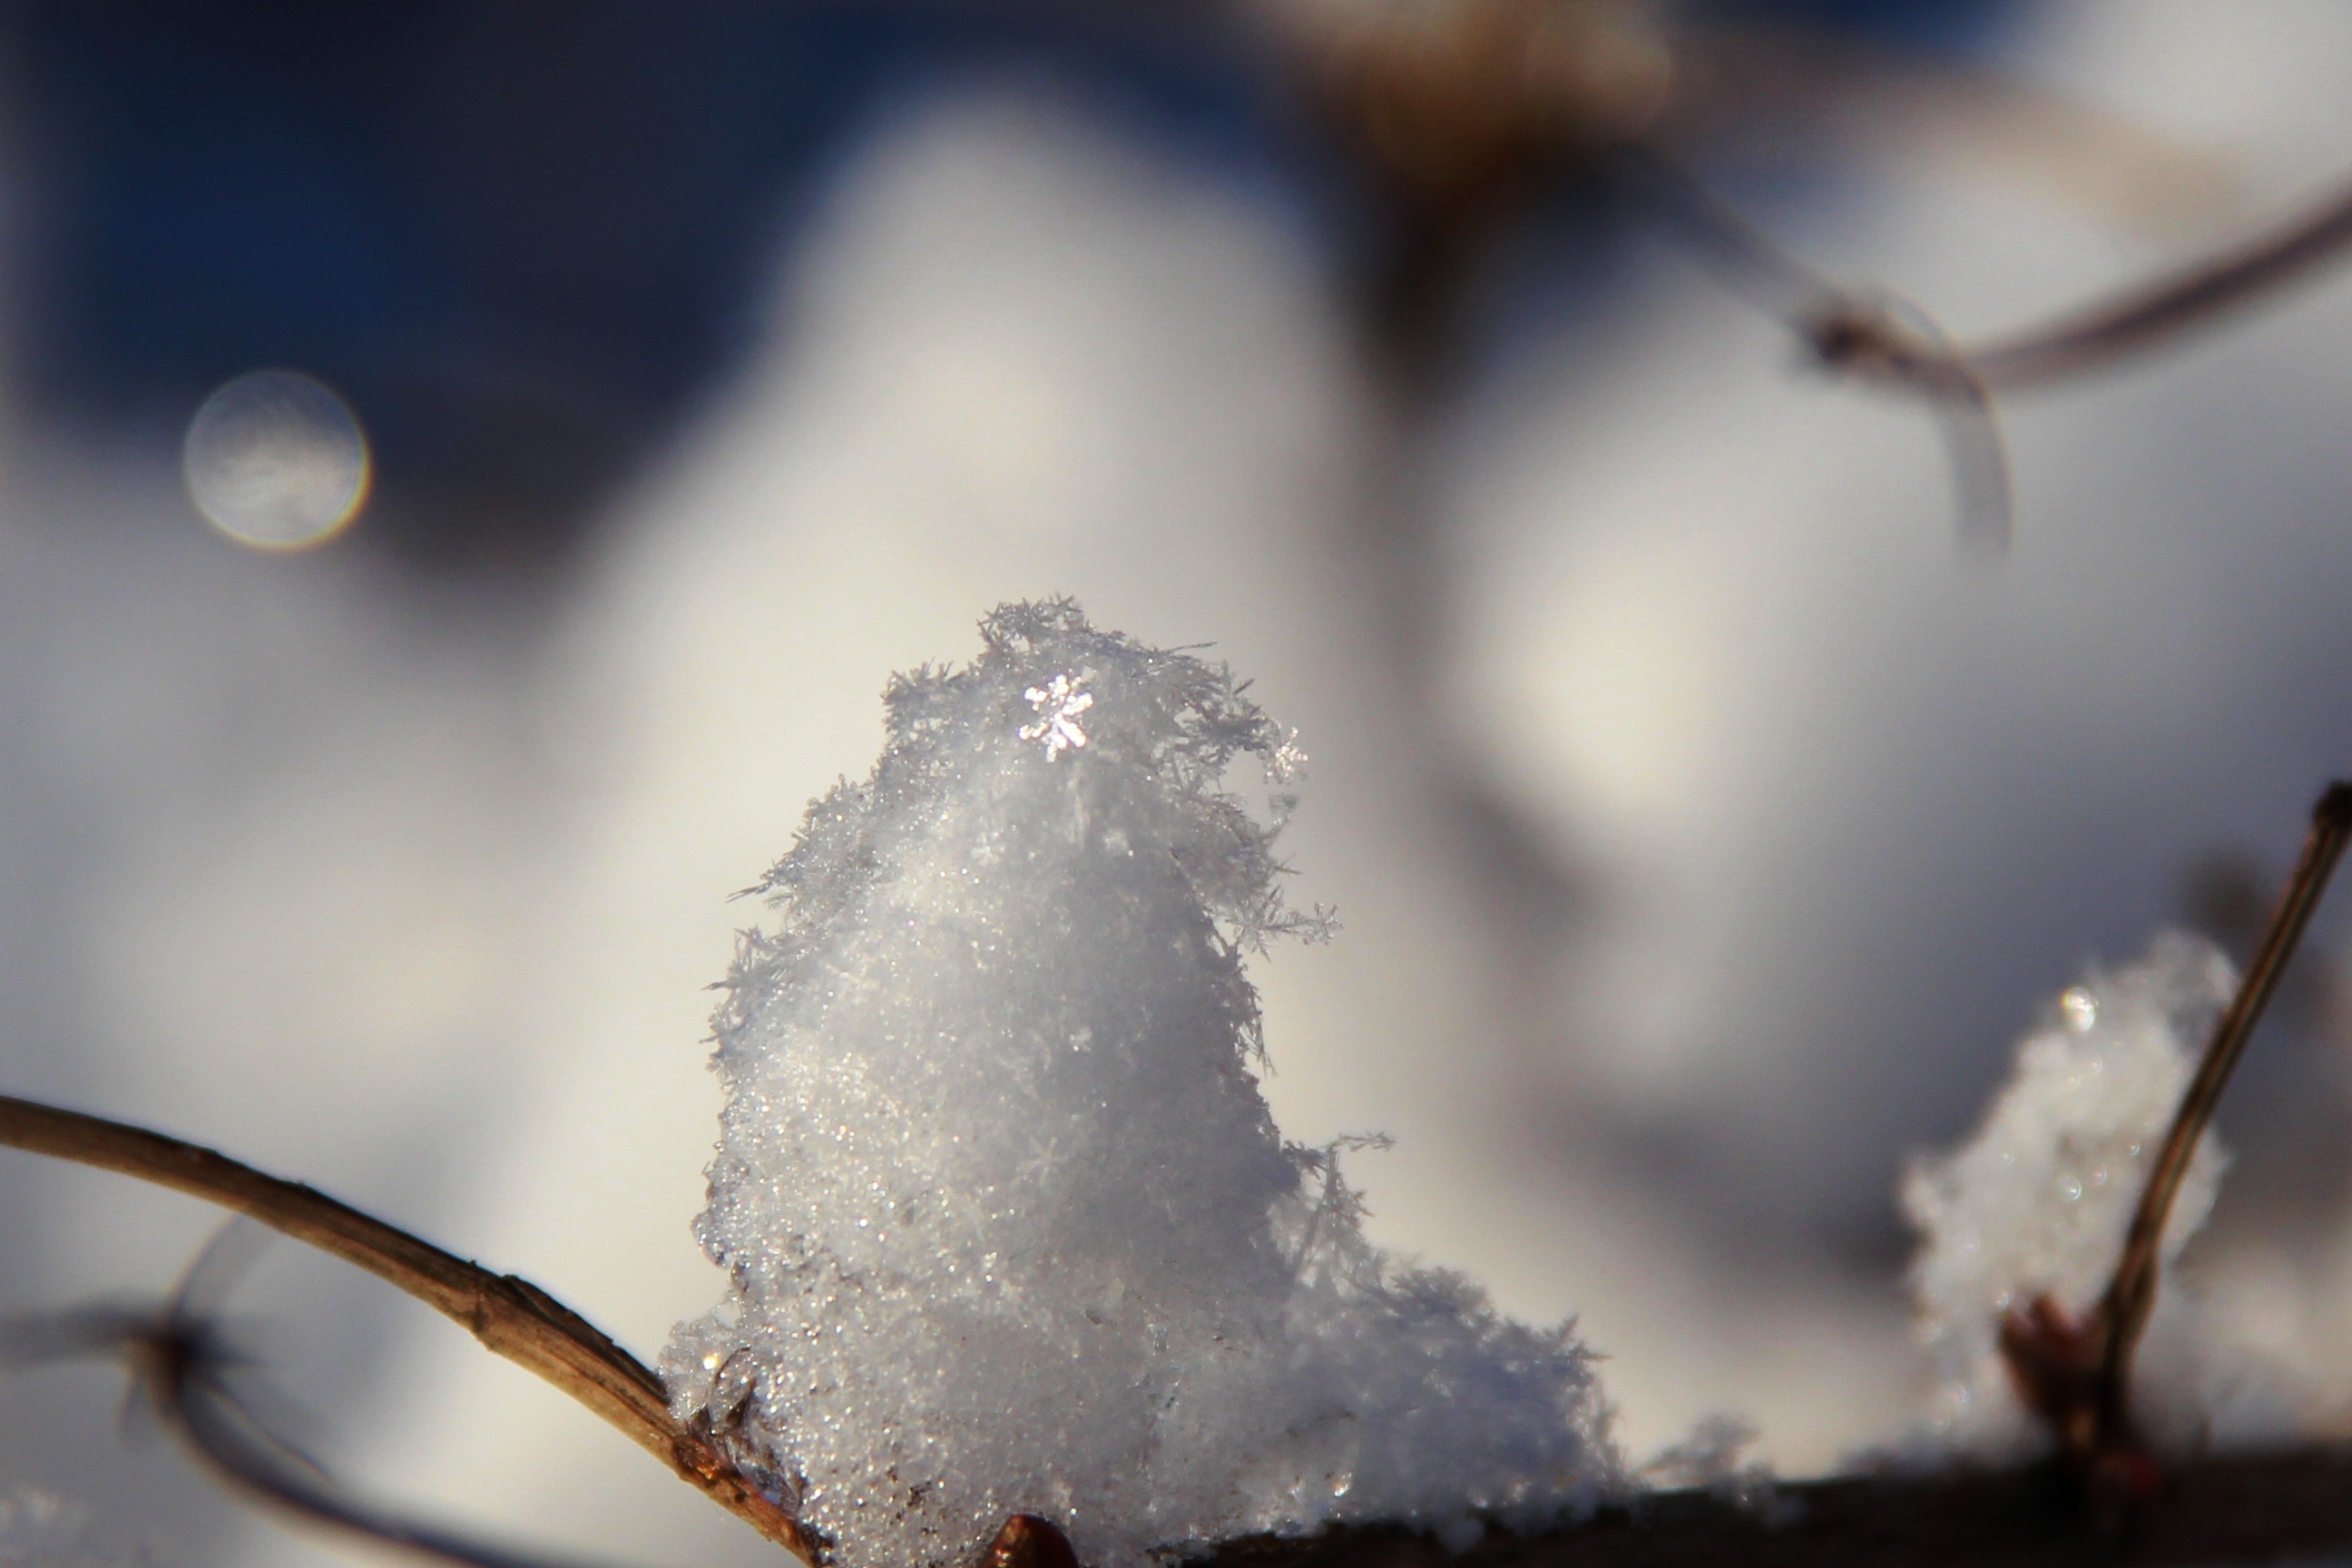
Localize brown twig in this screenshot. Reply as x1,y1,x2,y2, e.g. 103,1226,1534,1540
1186,1443,2352,1568
1965,174,2352,392
1633,151,2352,551
1790,171,2352,398
157,1330,593,1568
7,1221,625,1568
1619,150,2013,549
0,1093,818,1564
2089,780,2352,1451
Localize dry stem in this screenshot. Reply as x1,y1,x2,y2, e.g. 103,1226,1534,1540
11,1232,605,1568
1964,175,2352,391
2089,779,2352,1450
1191,1444,2352,1568
1803,172,2352,397
0,1093,817,1564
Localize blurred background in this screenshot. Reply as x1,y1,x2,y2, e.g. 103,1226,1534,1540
5,1,2352,1563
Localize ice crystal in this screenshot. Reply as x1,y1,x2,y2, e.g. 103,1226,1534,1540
1902,933,2235,1451
1018,672,1094,758
663,600,1618,1568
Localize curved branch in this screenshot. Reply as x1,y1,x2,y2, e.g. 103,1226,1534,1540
1633,146,2352,406
1804,173,2352,403
7,1276,617,1568
163,1354,591,1568
0,1094,817,1564
1965,175,2352,392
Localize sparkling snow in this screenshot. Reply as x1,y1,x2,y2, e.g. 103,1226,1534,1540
1902,933,2236,1453
662,601,1620,1568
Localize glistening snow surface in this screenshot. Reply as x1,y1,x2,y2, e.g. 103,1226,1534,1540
1902,933,2235,1451
662,602,1619,1568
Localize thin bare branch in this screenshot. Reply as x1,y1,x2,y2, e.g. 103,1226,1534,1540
1965,174,2352,391
1899,308,2011,554
1622,151,2012,548
2092,779,2352,1448
1791,169,2352,401
1190,1444,2352,1568
8,1237,622,1568
0,1093,816,1563
1637,149,2352,460
161,1347,596,1568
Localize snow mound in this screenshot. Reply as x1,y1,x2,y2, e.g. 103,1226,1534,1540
663,600,1619,1568
1903,932,2235,1451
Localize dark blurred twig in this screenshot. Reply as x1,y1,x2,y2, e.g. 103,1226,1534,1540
1780,167,2352,398
1623,151,2011,548
5,1221,629,1568
1642,145,2352,399
1964,174,2352,391
0,1094,817,1563
1633,152,2352,548
1187,1444,2352,1568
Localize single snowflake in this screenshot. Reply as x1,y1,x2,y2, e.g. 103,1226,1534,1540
1019,672,1094,758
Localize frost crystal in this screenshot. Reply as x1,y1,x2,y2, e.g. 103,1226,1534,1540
1902,933,2235,1451
1018,672,1094,758
664,601,1618,1568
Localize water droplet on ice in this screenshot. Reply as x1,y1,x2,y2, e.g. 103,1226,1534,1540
2060,987,2098,1033
2060,1176,2083,1200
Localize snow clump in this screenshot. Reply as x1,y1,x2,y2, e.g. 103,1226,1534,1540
1902,932,2235,1453
663,600,1620,1568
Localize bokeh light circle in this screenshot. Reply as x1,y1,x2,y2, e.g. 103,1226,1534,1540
183,368,372,550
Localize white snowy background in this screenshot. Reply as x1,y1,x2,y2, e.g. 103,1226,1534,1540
8,2,2352,1563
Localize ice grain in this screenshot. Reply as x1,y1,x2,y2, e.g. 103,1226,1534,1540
663,602,1618,1568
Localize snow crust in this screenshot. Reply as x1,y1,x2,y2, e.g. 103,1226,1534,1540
1902,933,2235,1451
662,601,1619,1568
